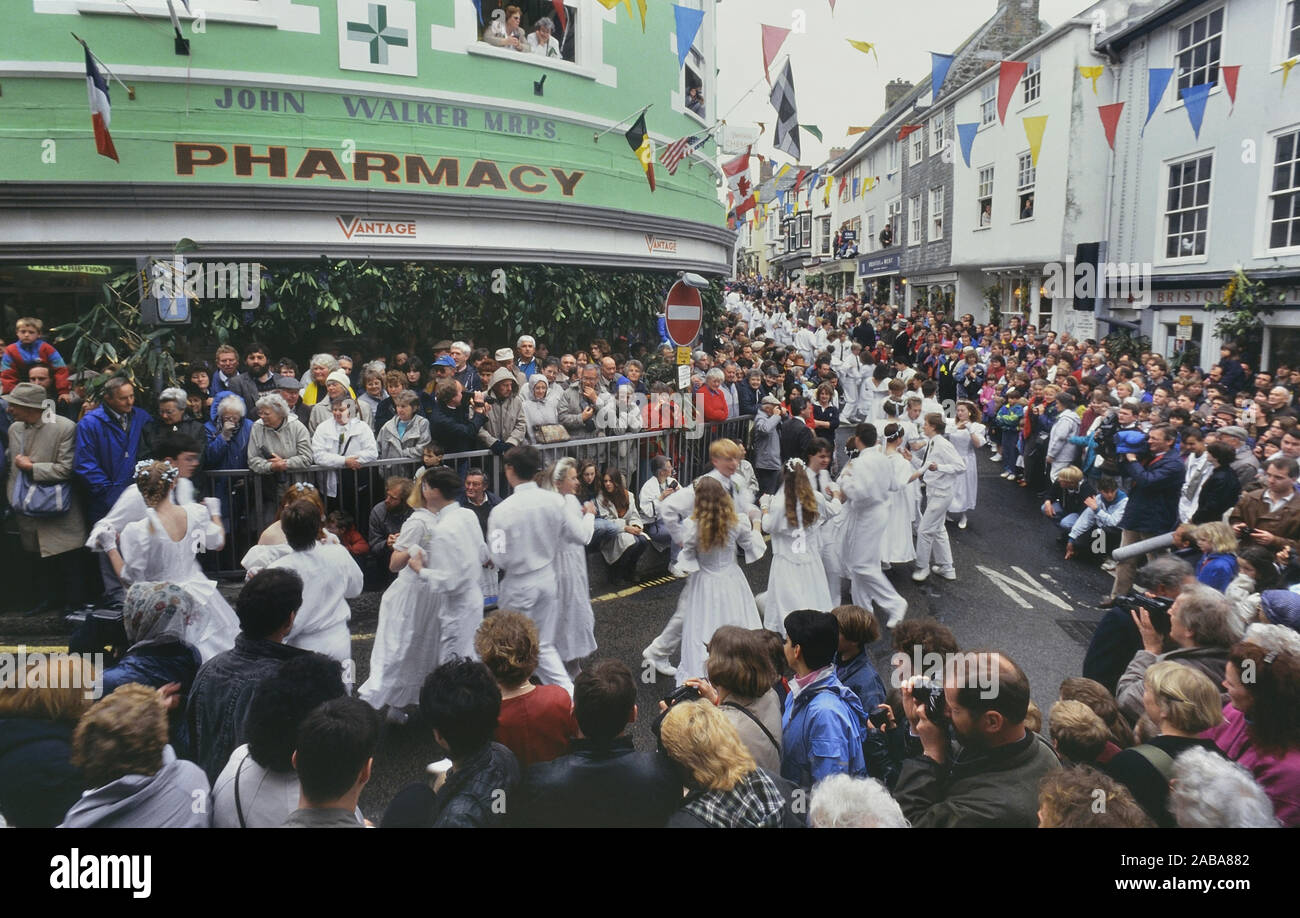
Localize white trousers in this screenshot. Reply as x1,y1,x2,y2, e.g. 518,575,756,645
914,486,955,574
499,567,573,695
849,567,907,622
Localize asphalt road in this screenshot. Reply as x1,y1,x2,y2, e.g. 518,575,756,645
0,445,1119,822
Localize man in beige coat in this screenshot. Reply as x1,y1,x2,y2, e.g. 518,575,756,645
5,382,86,615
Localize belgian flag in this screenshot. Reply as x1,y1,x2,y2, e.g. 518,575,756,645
625,112,655,192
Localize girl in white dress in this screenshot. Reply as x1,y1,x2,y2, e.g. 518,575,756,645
104,461,238,662
946,400,987,529
407,467,489,669
266,499,363,686
880,423,918,566
358,468,461,720
761,459,832,632
542,458,598,679
674,477,766,686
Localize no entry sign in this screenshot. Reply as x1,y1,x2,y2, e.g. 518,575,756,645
664,280,703,348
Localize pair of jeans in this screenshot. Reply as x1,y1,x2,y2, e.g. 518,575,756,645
1000,428,1020,475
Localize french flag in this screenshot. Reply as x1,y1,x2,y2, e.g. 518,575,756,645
84,47,118,162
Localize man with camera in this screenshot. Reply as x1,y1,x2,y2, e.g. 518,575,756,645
1104,424,1184,605
893,652,1060,828
1229,456,1300,551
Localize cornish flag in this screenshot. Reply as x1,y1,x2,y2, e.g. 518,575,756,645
84,47,118,162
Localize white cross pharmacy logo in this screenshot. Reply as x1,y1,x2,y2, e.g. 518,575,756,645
338,0,417,77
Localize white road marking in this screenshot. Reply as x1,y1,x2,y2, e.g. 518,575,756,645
976,565,1073,611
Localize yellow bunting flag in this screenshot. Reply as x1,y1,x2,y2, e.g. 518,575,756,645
1023,115,1048,167
847,125,870,135
823,178,832,207
1283,59,1298,89
1079,66,1104,94
846,39,879,64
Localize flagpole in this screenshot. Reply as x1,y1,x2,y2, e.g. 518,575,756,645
593,104,653,143
71,33,136,100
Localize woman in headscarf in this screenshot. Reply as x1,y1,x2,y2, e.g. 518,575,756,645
522,374,558,442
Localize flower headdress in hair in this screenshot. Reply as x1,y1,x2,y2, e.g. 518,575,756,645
134,459,179,485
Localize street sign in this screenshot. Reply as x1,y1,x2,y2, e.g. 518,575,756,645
675,346,691,364
664,280,703,348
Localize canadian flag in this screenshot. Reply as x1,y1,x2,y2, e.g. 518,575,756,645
84,47,118,162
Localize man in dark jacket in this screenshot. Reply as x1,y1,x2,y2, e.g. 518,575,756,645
428,379,487,455
513,660,681,827
380,660,520,828
186,569,307,782
1083,556,1191,695
778,395,813,464
893,652,1061,827
214,341,279,422
1107,425,1185,603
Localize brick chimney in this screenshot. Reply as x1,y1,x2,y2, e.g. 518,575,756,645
885,79,913,110
828,146,848,161
993,0,1042,57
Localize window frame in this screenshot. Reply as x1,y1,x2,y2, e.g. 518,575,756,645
930,110,947,158
1172,5,1225,97
911,127,925,165
1264,124,1300,255
977,165,995,229
1159,149,1214,264
1022,54,1042,106
979,81,997,126
929,186,944,241
1016,151,1036,222
908,193,922,247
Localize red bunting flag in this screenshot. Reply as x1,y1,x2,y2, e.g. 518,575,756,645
997,61,1028,125
897,123,922,142
761,24,790,84
1097,101,1124,151
1221,65,1240,111
793,169,808,193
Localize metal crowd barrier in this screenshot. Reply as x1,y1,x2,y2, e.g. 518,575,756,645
198,416,755,578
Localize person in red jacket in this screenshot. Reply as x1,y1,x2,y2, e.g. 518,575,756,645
696,368,730,423
1,317,70,397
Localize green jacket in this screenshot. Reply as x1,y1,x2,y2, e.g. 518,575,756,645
893,731,1061,827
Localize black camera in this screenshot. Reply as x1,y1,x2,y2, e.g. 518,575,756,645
909,676,947,723
868,707,892,729
1114,591,1174,634
662,684,701,709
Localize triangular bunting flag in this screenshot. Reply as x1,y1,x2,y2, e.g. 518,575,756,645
1097,101,1124,150
1222,65,1240,111
997,61,1028,124
769,59,801,159
1078,66,1103,94
837,174,848,197
793,169,808,193
897,123,922,142
828,0,836,10
823,178,832,207
1023,115,1048,167
1179,83,1214,139
1283,59,1297,89
956,121,978,167
624,112,655,191
761,24,791,83
1144,67,1174,134
673,5,705,71
847,125,870,135
634,0,647,32
930,52,954,101
801,124,823,142
851,178,860,198
846,40,879,64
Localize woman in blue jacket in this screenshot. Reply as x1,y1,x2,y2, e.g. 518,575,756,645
1193,522,1240,593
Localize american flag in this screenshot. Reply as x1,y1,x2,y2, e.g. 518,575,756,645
658,134,700,175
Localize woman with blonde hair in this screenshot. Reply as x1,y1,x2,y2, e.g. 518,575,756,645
673,477,766,686
541,457,598,678
1193,521,1239,593
761,458,831,630
0,654,97,826
103,460,239,661
1104,662,1225,826
658,700,787,828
